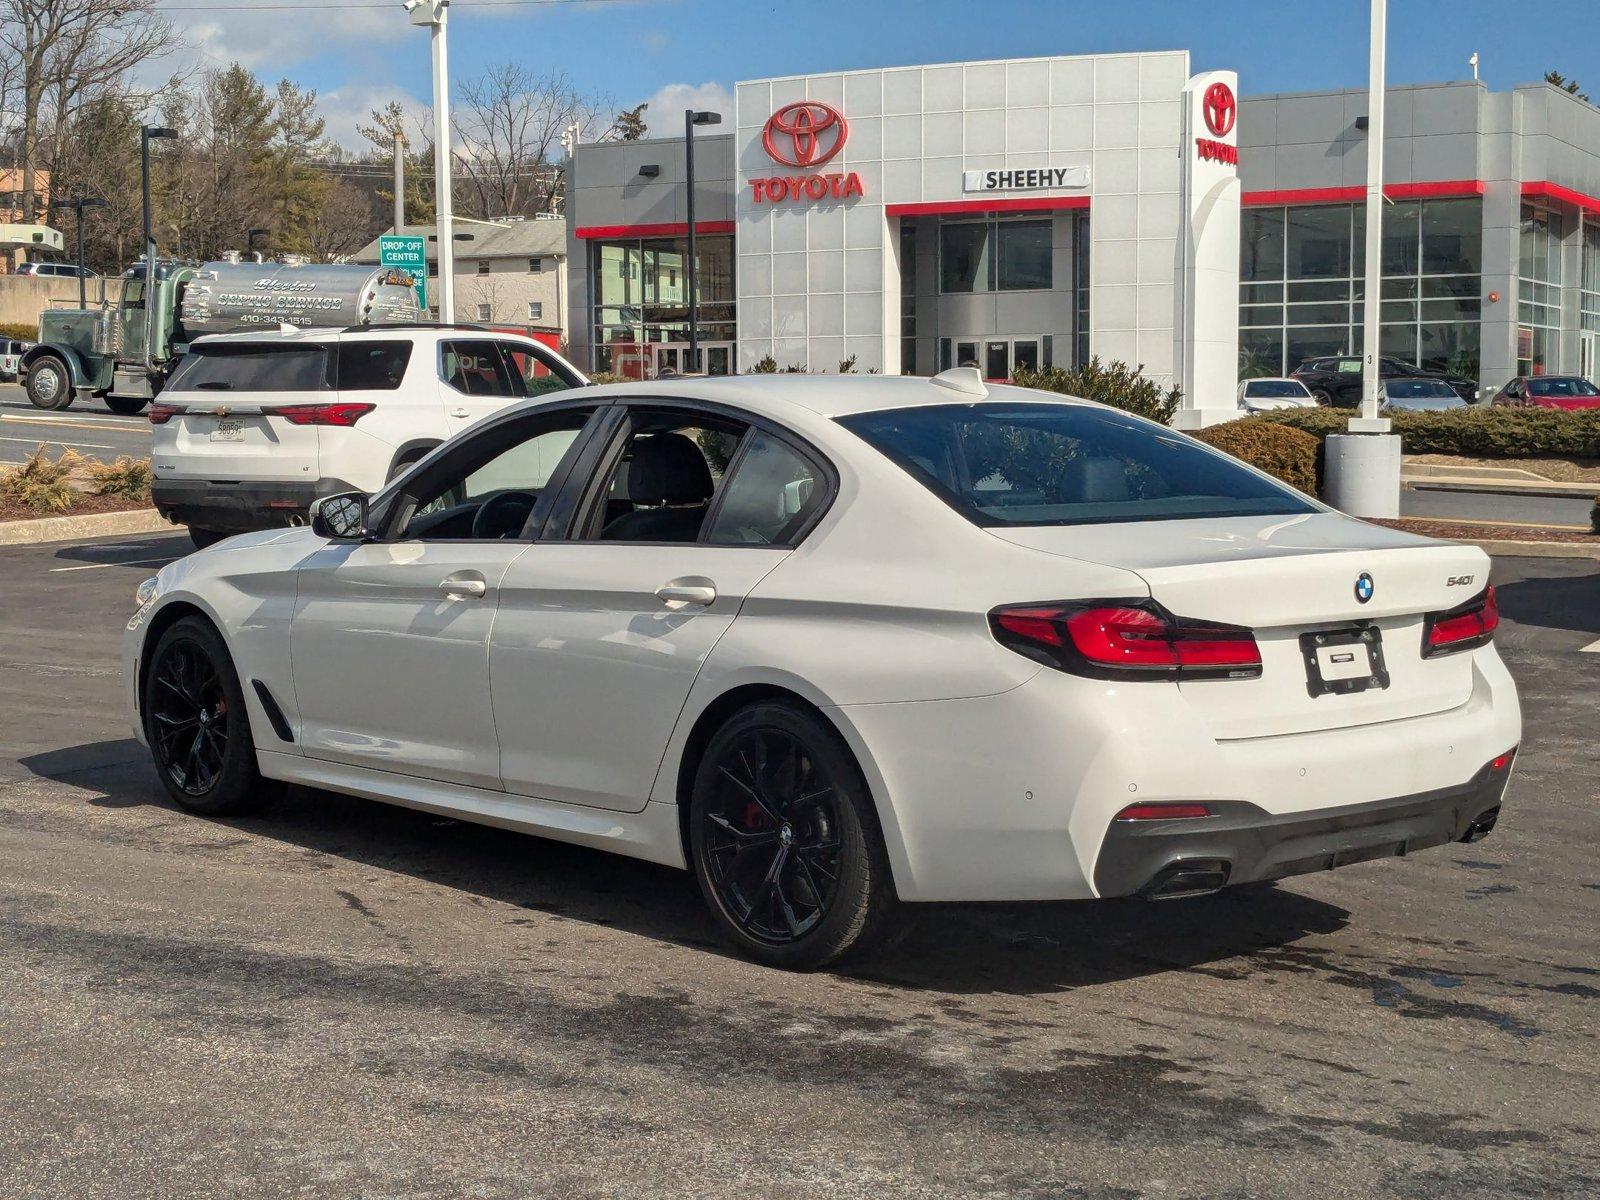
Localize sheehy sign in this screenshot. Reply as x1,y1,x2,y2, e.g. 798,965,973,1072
749,101,865,204
962,165,1090,194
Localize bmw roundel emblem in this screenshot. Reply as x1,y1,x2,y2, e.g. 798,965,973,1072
1354,572,1375,604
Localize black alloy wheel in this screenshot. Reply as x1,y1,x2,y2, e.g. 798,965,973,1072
143,616,272,816
690,702,895,969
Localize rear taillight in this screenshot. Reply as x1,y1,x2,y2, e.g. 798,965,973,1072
1422,585,1498,657
148,403,178,425
1115,803,1213,821
990,601,1262,681
276,402,375,427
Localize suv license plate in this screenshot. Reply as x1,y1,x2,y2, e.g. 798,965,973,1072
209,418,245,443
1299,625,1390,698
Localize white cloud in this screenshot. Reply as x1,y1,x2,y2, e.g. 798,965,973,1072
640,82,734,134
317,84,431,152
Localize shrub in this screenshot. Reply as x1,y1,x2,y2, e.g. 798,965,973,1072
0,321,38,342
1013,357,1183,425
89,455,153,501
0,445,80,512
1189,420,1321,495
1253,406,1600,459
585,371,627,385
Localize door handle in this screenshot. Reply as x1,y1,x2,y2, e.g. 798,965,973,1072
440,573,487,600
655,580,716,608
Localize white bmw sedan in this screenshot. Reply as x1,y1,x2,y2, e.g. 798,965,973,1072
125,370,1521,968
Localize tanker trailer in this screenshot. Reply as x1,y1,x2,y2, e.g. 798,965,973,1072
23,258,422,415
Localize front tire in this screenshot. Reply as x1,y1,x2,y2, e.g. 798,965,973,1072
25,356,72,410
689,701,897,969
142,616,271,816
105,396,148,416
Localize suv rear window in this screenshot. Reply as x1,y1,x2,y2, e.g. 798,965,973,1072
838,402,1316,527
167,343,331,392
337,340,412,390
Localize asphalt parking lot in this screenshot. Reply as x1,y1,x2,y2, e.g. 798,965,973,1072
0,531,1597,1199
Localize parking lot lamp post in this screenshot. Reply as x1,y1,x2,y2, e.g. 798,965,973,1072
140,125,178,370
685,109,722,373
406,0,455,322
50,196,107,308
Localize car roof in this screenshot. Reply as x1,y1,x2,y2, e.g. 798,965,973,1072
185,324,529,348
576,373,1099,420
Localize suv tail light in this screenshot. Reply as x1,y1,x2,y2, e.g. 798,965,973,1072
990,601,1262,681
1422,585,1498,657
148,403,179,425
275,402,375,427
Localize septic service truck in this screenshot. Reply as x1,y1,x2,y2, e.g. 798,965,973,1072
21,257,422,414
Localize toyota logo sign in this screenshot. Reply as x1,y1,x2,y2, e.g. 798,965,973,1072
1203,81,1236,138
763,101,849,168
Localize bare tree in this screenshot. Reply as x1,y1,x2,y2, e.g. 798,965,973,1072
451,64,608,218
302,178,375,261
0,0,182,221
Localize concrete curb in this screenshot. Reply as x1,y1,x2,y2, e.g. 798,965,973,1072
1466,537,1600,560
0,507,172,546
1405,479,1599,500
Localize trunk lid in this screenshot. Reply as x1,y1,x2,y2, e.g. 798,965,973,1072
990,513,1487,739
154,393,323,483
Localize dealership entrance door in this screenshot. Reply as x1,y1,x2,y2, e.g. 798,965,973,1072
653,341,734,377
939,335,1053,381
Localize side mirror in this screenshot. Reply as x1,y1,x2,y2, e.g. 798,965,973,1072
310,492,370,541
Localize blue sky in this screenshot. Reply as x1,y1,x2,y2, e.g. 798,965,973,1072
169,0,1599,147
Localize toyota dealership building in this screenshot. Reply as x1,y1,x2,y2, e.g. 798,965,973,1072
565,50,1600,415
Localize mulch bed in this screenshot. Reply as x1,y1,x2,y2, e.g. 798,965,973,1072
1371,517,1600,545
0,496,153,522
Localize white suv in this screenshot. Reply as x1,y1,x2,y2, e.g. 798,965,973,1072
150,326,586,548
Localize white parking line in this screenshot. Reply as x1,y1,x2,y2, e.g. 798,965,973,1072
0,412,149,433
1581,638,1600,654
0,434,119,450
48,557,175,573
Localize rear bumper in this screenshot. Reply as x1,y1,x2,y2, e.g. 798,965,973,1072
1093,757,1512,899
153,477,357,533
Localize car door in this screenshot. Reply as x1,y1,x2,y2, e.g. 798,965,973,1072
290,400,605,790
489,402,833,812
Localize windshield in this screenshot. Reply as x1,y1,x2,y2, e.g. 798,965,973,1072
838,402,1317,528
1244,380,1307,397
1528,377,1600,397
1385,379,1456,398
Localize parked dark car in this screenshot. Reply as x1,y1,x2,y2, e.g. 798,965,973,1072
1290,355,1478,407
1489,375,1600,411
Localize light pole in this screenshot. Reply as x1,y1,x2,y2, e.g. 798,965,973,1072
247,227,269,262
684,108,722,373
406,0,455,322
140,124,178,371
49,196,107,309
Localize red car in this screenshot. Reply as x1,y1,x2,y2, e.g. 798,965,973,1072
1490,376,1600,410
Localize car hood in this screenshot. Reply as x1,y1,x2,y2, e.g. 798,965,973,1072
193,525,323,555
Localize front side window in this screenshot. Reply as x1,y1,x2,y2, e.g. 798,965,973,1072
396,407,595,541
337,340,412,391
705,431,825,546
167,343,331,392
441,339,515,397
839,403,1317,527
497,340,579,397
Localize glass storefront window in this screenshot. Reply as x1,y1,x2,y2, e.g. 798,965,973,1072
589,234,735,377
1421,199,1482,275
995,220,1053,290
1240,208,1285,282
1381,201,1420,275
1286,206,1354,279
941,222,989,293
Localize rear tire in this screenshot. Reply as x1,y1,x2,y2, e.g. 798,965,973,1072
105,396,148,416
142,616,273,817
25,356,72,410
689,701,898,970
386,447,433,483
188,527,227,551
1310,389,1333,407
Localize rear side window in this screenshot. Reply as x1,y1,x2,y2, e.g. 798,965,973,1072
839,402,1317,527
441,339,516,397
705,431,825,545
337,341,412,391
166,343,331,392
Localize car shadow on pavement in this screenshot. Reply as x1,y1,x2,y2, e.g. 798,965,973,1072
22,739,1351,996
1495,569,1600,639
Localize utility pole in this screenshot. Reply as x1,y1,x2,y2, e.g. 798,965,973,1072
407,0,454,321
393,130,406,232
